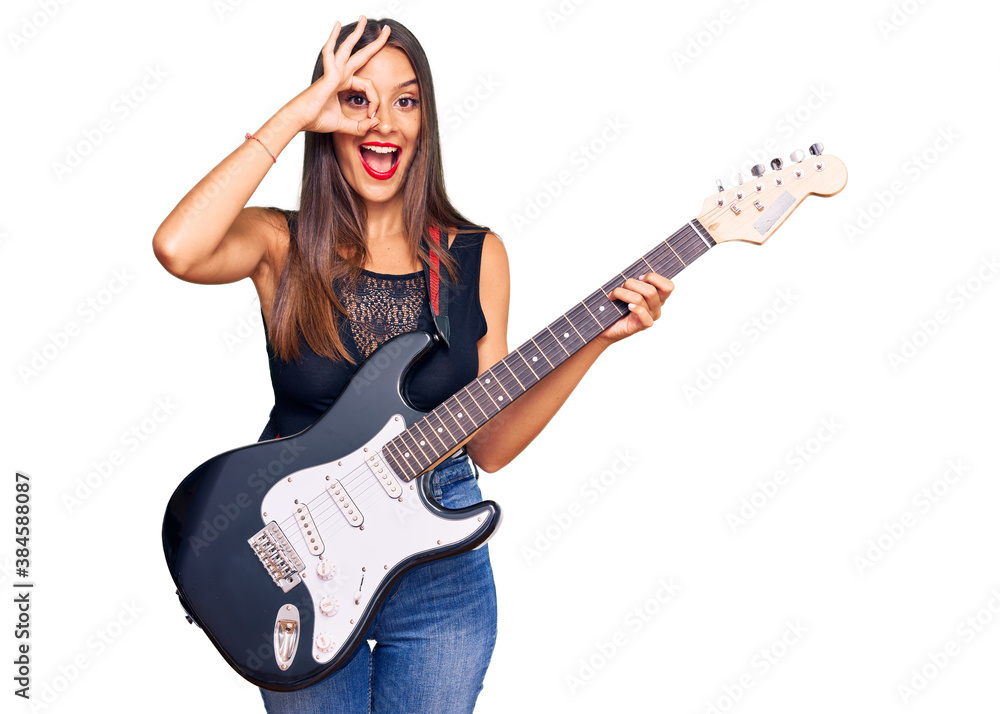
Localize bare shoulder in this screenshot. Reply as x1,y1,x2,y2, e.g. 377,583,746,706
480,231,509,274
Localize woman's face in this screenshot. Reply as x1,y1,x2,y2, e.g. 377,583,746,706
333,46,421,206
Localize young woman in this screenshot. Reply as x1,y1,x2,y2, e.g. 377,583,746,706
153,16,673,713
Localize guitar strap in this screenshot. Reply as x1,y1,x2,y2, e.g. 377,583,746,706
423,225,451,348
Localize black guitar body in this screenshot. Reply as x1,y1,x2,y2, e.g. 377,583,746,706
162,331,501,690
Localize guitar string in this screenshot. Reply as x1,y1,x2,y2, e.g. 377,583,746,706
273,225,711,548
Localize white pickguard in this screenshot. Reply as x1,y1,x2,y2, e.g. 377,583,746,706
258,415,490,667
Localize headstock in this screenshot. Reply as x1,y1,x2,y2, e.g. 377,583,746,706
697,143,847,245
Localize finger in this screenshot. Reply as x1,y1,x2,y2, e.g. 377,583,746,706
334,15,369,64
623,278,661,310
353,116,380,136
348,75,380,119
628,302,655,328
321,21,342,75
345,23,392,75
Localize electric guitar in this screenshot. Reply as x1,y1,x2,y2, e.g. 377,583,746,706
162,146,847,691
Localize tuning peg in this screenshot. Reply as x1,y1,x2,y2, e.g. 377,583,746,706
716,179,724,193
736,173,744,185
789,150,805,163
770,158,783,170
751,164,766,178
809,142,824,156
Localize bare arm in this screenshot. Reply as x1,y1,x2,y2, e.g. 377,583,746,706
464,233,674,473
151,17,391,285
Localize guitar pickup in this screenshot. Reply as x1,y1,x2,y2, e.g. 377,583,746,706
368,454,402,498
327,480,364,528
293,502,324,556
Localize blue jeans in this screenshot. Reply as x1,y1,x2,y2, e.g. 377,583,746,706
259,453,498,713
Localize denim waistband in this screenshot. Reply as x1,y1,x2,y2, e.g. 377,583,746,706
427,450,476,488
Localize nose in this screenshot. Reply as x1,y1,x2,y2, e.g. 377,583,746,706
371,98,394,134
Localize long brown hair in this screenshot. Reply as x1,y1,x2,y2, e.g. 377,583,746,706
269,18,486,363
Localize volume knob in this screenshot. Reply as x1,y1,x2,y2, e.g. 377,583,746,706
750,164,766,178
319,596,340,617
315,633,336,653
316,559,336,581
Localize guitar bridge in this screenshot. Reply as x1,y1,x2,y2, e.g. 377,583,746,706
248,521,303,593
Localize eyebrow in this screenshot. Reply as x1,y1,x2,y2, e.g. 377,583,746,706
395,78,418,91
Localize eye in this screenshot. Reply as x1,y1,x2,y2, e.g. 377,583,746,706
344,93,368,108
397,96,419,109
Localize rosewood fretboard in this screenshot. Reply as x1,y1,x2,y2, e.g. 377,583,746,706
381,219,716,480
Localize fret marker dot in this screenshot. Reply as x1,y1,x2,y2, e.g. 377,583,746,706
419,440,425,446
457,413,463,419
404,452,410,458
563,332,569,338
485,378,491,384
532,356,537,362
437,427,443,433
599,306,605,312
498,395,504,401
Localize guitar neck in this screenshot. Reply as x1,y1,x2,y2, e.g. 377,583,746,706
382,218,717,481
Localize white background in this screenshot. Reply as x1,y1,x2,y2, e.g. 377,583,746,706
3,0,999,712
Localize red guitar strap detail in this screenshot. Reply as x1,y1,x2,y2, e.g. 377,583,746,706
423,225,451,347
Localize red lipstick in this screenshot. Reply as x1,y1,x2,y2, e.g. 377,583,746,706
358,142,401,180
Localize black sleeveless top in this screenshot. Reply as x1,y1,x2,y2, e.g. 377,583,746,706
258,210,488,439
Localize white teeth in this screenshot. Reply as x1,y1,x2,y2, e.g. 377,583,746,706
362,145,398,154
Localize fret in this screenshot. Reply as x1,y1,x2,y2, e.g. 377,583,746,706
439,398,472,438
663,239,686,266
381,440,408,480
494,357,526,394
510,347,542,381
389,219,715,482
425,409,458,444
413,419,446,455
549,315,587,355
481,367,513,406
518,339,555,370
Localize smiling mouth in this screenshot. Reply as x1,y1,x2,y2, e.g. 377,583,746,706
359,143,401,179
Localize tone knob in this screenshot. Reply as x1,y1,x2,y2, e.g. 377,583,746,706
789,150,805,163
809,142,824,156
770,158,783,170
315,633,336,653
750,164,766,178
316,560,336,581
319,596,340,617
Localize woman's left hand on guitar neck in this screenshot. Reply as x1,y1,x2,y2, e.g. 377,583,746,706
596,273,676,346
